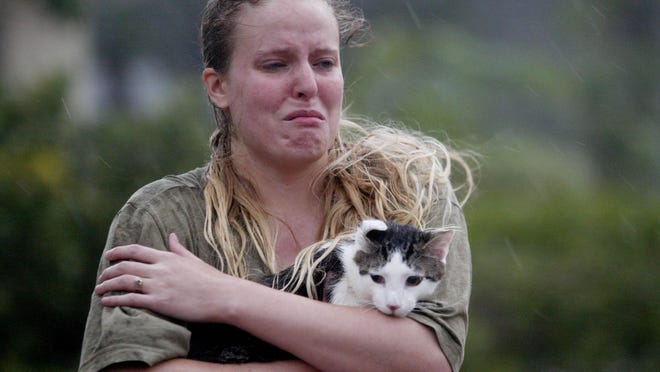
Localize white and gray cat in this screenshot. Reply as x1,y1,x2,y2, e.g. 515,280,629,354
323,219,453,317
188,219,454,363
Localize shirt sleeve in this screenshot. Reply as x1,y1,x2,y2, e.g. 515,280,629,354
407,199,472,372
79,200,191,371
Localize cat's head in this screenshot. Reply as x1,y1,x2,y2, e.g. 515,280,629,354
351,219,454,317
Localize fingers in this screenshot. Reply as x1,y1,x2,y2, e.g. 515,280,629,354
105,234,194,263
99,291,150,309
168,233,197,258
96,260,152,297
95,273,147,296
105,243,168,264
97,260,150,283
96,235,201,312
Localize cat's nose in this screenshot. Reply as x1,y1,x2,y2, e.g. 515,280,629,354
388,305,400,313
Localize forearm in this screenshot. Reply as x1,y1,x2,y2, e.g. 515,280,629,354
222,280,451,372
95,237,456,371
103,358,319,372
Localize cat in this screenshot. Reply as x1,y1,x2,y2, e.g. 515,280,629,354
187,219,454,363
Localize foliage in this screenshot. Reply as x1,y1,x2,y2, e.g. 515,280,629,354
343,18,658,191
0,78,210,371
465,145,659,370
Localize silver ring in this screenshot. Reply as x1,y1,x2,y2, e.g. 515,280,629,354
134,277,144,288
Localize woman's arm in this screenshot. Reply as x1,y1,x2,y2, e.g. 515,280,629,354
96,234,451,372
222,275,451,372
102,359,319,372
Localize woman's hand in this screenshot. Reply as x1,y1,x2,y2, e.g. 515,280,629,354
95,233,236,323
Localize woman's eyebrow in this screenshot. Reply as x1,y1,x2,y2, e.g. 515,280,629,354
311,47,340,57
254,46,339,58
254,47,293,58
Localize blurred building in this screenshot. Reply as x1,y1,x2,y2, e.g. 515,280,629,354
0,0,100,121
0,0,202,122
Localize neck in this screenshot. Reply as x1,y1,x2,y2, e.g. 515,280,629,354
232,149,327,258
231,152,327,214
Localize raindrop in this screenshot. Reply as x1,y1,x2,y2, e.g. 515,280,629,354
506,239,524,270
549,39,584,82
404,1,422,30
61,97,72,120
97,155,112,169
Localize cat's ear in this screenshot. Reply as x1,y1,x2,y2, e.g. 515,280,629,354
360,219,388,232
427,230,454,264
356,219,387,250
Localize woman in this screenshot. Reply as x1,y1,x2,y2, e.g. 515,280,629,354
80,0,474,371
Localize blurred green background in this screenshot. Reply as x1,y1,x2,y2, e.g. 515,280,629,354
1,0,658,370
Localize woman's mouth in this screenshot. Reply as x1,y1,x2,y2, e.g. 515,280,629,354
284,109,325,123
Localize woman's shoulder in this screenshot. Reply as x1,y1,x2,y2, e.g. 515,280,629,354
105,167,211,256
123,167,207,213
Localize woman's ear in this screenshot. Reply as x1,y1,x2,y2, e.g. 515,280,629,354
202,67,229,109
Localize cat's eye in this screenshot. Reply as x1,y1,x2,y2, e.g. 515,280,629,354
406,276,423,286
370,274,385,284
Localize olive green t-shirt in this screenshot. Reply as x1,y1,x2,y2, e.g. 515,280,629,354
78,167,471,371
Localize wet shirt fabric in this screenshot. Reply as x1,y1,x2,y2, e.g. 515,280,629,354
78,167,471,371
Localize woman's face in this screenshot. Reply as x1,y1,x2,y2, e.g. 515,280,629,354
211,0,343,173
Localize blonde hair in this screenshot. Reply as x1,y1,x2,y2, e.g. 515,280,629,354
203,118,475,279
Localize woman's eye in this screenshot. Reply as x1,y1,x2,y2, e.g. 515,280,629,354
262,61,286,70
315,59,335,69
406,276,423,286
370,274,385,284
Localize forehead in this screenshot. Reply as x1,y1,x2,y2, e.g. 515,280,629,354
372,254,419,279
232,0,340,51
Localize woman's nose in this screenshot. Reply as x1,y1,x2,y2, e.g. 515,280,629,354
292,64,318,99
